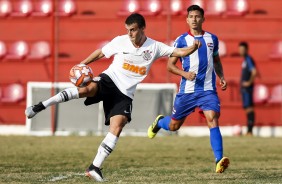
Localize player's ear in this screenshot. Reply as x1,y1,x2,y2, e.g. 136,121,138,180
202,16,205,23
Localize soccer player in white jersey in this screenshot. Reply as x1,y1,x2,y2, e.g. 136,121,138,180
25,13,201,182
148,5,230,173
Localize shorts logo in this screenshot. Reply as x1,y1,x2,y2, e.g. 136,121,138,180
123,62,147,75
142,50,152,61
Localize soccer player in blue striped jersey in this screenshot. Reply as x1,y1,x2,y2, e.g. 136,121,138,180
148,5,230,173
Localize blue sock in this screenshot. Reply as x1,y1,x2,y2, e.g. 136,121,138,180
157,116,171,131
210,127,223,163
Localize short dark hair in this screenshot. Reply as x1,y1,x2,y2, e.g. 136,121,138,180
239,41,249,50
125,13,146,28
187,5,204,16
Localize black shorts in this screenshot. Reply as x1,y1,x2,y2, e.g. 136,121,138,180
241,87,254,108
84,73,132,126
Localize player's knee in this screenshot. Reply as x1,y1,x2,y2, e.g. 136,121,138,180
169,123,181,131
78,82,98,97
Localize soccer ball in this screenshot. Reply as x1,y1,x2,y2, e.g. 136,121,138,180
69,64,94,87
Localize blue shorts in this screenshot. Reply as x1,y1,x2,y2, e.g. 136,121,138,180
171,91,220,120
241,87,254,108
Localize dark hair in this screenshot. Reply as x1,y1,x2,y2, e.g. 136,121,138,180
187,5,204,16
239,41,249,50
125,13,146,28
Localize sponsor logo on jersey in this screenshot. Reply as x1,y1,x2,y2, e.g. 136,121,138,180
142,50,153,61
123,62,147,75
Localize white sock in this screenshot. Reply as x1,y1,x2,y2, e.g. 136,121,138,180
93,132,118,168
42,88,79,108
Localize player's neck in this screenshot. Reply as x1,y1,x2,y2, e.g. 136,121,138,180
133,35,147,48
190,28,204,36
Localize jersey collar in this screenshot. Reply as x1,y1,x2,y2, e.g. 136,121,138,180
187,30,205,37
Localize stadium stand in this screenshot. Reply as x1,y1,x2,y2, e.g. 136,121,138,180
218,40,227,57
269,41,282,59
31,0,52,17
0,0,12,17
27,41,51,60
268,85,282,104
0,41,7,59
205,0,226,16
162,0,182,16
254,84,269,104
10,0,33,17
226,0,249,16
6,41,29,60
1,83,25,103
139,0,162,16
57,0,76,16
117,0,140,16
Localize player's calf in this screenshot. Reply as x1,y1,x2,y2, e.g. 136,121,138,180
25,88,79,119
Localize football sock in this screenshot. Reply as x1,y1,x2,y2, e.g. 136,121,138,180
210,127,223,163
247,111,255,133
42,88,79,108
93,132,118,168
157,116,171,131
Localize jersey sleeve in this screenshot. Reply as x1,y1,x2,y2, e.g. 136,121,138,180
101,36,120,58
246,57,256,71
173,36,184,48
212,35,219,56
156,41,175,57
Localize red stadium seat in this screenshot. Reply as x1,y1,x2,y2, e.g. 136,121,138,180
269,41,282,59
162,0,183,16
139,0,162,16
58,0,76,16
0,41,7,59
11,0,33,17
27,41,51,59
218,40,227,57
227,0,249,16
182,0,204,15
0,0,12,17
6,41,29,60
254,84,269,104
205,0,226,16
117,0,140,16
1,83,25,103
31,0,52,17
268,85,282,103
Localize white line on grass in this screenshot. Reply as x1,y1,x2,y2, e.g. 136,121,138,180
49,173,84,182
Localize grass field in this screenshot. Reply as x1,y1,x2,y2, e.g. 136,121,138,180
0,136,282,184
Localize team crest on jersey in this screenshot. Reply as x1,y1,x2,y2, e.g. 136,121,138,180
142,50,153,61
207,43,214,50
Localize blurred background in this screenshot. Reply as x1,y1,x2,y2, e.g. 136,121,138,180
0,0,281,136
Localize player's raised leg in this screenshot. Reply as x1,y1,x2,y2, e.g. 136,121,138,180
85,115,127,182
148,115,185,138
203,110,229,173
25,82,99,119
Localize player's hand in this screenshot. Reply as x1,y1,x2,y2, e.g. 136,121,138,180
184,72,196,81
220,78,227,91
242,81,252,87
193,39,202,49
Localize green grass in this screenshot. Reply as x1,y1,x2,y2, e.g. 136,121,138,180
0,136,282,184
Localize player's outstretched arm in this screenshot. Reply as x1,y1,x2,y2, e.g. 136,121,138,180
81,49,105,65
214,55,227,91
167,57,196,81
171,39,201,57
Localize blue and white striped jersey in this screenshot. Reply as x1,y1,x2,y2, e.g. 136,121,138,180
174,31,219,94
